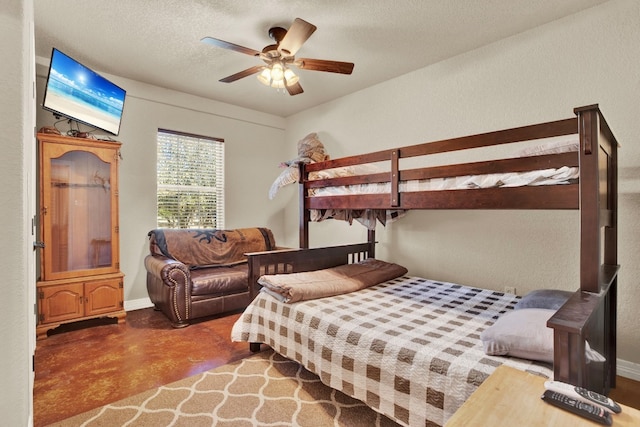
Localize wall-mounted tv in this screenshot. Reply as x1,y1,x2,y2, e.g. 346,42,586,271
43,48,126,136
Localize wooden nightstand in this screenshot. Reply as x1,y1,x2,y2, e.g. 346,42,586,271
445,365,640,427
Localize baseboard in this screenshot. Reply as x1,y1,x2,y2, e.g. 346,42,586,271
617,358,640,381
124,297,154,312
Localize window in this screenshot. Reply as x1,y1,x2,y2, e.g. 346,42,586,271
156,129,224,229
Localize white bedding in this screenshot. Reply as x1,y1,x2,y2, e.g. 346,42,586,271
309,166,579,197
308,136,579,197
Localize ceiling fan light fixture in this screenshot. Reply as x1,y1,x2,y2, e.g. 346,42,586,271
257,63,296,90
257,68,272,86
284,68,299,86
270,62,284,81
270,78,285,89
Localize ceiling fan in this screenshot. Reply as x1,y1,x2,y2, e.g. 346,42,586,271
201,18,355,96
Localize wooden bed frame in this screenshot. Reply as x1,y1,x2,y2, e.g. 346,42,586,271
248,104,619,395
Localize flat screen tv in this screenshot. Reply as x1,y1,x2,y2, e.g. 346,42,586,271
43,48,126,136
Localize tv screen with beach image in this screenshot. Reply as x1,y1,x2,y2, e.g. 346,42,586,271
44,49,126,135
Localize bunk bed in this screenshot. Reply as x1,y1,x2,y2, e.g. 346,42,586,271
232,105,619,426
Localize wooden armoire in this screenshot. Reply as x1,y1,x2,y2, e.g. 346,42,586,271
36,133,125,339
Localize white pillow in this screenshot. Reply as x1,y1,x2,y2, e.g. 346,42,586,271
481,308,555,363
480,308,605,364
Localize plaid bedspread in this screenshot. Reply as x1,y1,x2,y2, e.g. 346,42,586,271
231,276,553,427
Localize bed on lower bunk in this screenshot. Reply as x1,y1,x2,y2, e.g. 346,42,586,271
231,104,619,427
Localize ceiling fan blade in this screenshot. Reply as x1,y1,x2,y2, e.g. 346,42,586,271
278,18,317,56
296,58,354,74
201,36,260,57
219,65,265,83
286,82,304,96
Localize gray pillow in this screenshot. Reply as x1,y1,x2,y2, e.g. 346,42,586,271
514,289,573,311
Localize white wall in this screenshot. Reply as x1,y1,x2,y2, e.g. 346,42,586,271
284,0,640,367
1,0,35,425
35,65,289,303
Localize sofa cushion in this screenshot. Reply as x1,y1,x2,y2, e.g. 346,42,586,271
148,228,276,268
190,264,249,296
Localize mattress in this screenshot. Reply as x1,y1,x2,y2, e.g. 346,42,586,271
231,276,553,427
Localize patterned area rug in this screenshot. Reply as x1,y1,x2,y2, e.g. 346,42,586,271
48,349,400,427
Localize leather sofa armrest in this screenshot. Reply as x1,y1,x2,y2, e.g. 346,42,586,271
144,255,192,327
144,254,190,283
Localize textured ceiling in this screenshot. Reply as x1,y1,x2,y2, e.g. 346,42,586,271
34,0,608,117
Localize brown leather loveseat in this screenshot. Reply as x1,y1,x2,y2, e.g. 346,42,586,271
144,227,276,327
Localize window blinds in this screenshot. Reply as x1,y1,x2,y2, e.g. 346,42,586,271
156,129,224,229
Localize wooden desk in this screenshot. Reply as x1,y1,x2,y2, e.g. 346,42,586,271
446,365,640,427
